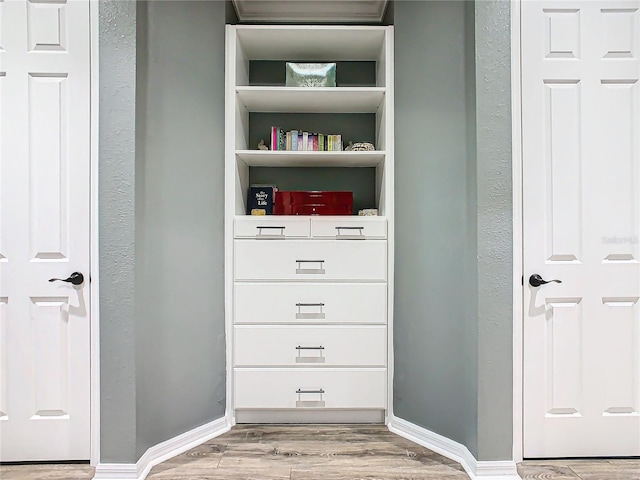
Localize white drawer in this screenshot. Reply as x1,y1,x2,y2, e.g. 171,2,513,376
235,216,310,239
234,240,387,281
234,326,386,367
311,217,387,239
234,368,386,409
234,283,386,325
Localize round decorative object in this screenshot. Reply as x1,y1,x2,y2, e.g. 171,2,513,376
351,142,375,151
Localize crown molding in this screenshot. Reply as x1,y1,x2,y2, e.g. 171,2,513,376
232,0,389,24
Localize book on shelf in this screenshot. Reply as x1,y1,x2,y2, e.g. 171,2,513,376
247,184,275,215
268,127,347,152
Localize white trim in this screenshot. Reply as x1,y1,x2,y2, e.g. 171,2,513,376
92,465,138,480
388,416,521,480
224,24,236,428
511,0,524,464
89,0,101,466
385,25,396,424
93,417,232,480
476,461,521,479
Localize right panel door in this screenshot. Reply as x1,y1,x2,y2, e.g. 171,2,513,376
522,0,640,457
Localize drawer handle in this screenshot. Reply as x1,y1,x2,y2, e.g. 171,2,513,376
256,226,285,239
335,226,365,240
295,345,326,363
295,302,326,320
296,388,326,408
295,260,325,275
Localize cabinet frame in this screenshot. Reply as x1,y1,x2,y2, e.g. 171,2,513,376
224,24,394,424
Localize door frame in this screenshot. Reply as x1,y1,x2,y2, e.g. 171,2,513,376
90,0,101,466
511,0,524,464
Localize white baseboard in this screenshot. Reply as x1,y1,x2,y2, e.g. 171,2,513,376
93,416,231,480
387,416,521,480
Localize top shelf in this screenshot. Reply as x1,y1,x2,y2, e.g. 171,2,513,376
235,26,388,61
236,87,386,113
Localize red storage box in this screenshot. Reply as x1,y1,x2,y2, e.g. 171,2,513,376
274,191,353,215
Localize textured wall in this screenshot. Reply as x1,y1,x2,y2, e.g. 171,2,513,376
98,0,138,464
474,0,513,461
463,0,479,458
134,0,227,459
394,0,478,454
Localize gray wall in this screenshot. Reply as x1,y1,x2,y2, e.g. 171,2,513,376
100,0,227,463
135,0,227,458
394,0,512,461
99,0,138,464
474,0,513,461
394,0,479,455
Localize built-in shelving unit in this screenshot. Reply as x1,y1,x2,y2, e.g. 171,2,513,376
225,25,394,425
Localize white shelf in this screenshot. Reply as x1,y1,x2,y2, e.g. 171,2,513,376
234,26,387,60
237,150,385,168
236,87,385,113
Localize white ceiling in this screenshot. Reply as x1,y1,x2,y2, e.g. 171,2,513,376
232,0,389,24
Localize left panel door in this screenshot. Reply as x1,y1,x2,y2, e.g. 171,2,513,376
0,0,90,461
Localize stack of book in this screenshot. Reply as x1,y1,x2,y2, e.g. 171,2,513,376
270,127,343,152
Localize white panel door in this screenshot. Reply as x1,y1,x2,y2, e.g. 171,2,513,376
523,0,640,457
0,0,90,461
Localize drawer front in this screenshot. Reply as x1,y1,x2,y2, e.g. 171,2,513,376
311,218,387,239
235,240,387,281
234,283,387,325
234,326,386,367
234,369,386,409
235,216,310,239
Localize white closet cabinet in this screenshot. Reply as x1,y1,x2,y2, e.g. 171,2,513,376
225,25,394,424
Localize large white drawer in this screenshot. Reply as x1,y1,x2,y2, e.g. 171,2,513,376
234,240,387,281
234,326,386,367
235,216,310,239
311,217,387,239
234,368,387,409
234,283,387,325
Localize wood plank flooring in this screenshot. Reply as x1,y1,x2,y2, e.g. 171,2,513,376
1,425,639,480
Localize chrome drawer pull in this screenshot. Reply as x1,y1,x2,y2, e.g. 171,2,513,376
295,388,326,408
295,345,326,363
256,226,285,239
296,389,325,394
295,260,325,275
295,302,326,320
335,226,365,240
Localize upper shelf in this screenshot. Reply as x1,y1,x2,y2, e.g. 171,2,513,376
234,26,388,61
237,150,386,168
235,87,386,113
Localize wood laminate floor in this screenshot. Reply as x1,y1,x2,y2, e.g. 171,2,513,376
1,425,639,480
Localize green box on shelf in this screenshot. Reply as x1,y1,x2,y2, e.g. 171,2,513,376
285,63,336,87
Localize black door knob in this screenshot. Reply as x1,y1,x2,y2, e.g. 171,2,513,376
49,272,85,286
529,274,562,288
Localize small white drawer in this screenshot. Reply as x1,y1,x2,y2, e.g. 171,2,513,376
234,240,387,281
234,283,387,325
234,326,386,367
311,217,387,239
234,368,387,409
235,216,310,239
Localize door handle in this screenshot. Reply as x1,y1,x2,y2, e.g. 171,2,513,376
49,272,85,286
529,274,561,288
